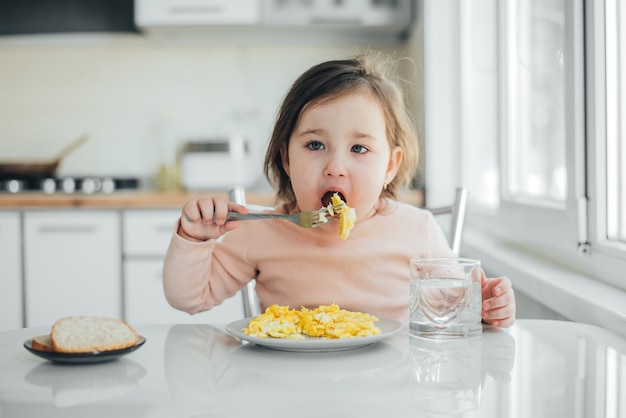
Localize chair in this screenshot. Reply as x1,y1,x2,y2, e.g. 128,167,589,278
426,187,468,256
228,187,263,317
228,186,468,318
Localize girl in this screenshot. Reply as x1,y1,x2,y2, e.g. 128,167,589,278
163,52,516,327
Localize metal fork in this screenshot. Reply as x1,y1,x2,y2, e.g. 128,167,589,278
213,206,342,228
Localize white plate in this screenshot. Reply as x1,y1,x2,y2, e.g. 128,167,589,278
225,317,403,352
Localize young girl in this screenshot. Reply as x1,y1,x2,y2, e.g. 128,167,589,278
163,52,516,327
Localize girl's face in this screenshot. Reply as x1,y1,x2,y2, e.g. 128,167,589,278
282,91,402,220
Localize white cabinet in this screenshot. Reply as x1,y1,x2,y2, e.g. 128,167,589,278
134,0,413,42
135,0,261,27
261,0,413,27
0,212,23,331
23,211,122,327
122,210,244,324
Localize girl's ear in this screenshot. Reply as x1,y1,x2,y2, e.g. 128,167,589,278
385,146,403,184
280,145,290,177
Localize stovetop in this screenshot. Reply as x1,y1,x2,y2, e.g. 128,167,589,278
0,175,141,194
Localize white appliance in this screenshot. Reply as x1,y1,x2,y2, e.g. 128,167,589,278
180,136,257,191
134,0,260,27
134,0,414,41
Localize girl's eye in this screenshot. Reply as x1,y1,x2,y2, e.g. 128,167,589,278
351,144,368,154
306,141,324,151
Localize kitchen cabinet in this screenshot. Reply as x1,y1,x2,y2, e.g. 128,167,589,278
0,212,23,331
0,0,136,36
135,0,261,26
134,0,414,41
23,210,122,327
261,0,413,27
122,209,243,324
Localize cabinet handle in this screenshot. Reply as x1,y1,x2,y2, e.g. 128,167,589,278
156,225,173,233
169,5,224,15
38,225,98,234
310,17,363,25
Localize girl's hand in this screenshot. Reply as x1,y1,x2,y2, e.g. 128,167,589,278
177,195,249,242
481,272,516,328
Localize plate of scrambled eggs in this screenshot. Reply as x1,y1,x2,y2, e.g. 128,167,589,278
225,304,402,352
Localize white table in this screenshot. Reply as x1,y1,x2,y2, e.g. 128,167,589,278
0,319,624,417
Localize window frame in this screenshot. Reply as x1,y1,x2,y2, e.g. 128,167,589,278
463,0,626,292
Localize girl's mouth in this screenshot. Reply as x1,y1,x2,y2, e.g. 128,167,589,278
321,191,346,207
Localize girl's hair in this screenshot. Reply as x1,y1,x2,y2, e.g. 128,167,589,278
263,51,419,210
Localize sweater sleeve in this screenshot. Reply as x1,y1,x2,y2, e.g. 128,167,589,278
162,220,254,315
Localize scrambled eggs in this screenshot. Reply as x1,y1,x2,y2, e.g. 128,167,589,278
243,304,381,339
327,193,356,240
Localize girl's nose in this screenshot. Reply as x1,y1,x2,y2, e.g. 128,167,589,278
323,152,348,177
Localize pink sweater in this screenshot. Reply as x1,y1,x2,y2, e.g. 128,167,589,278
163,198,454,322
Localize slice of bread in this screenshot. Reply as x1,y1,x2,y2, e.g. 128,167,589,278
51,316,139,354
32,334,54,352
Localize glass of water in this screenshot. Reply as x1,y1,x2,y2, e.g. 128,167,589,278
409,258,482,339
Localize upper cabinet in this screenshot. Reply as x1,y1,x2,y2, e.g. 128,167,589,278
0,0,414,42
134,0,414,42
134,0,261,26
0,0,137,36
261,0,413,27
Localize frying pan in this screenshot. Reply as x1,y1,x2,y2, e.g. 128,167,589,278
0,134,88,178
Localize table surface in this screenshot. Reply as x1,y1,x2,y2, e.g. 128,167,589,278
1,319,624,418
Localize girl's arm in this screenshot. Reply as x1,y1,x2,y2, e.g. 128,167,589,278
162,196,251,315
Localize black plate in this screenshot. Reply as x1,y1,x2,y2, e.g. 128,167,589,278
24,336,146,364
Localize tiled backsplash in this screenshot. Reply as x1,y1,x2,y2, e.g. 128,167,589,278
0,35,416,186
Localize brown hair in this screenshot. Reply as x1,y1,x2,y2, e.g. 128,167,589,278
263,51,419,210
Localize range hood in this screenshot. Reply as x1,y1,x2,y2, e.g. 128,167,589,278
134,0,414,43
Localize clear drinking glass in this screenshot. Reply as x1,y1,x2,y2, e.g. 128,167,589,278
409,258,483,339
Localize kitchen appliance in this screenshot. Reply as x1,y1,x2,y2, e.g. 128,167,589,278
134,0,414,40
0,135,141,194
0,175,141,194
0,135,87,178
180,136,257,191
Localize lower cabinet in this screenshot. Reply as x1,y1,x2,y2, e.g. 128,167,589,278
124,259,243,324
13,208,244,328
122,209,243,325
23,210,122,327
0,211,23,331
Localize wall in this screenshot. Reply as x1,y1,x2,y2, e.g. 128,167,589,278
0,33,418,189
418,0,460,207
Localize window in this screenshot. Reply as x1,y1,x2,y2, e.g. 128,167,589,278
503,0,568,205
605,0,626,245
461,0,626,291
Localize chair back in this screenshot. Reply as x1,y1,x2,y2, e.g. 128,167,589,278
229,187,263,318
427,187,468,255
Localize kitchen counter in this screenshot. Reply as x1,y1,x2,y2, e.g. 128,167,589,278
0,189,425,209
0,190,276,209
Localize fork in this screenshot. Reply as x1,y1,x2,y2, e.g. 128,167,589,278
213,206,342,228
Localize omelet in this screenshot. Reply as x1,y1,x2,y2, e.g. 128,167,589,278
328,193,356,240
243,304,303,339
243,304,381,339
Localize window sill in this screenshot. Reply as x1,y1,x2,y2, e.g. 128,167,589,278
462,227,626,339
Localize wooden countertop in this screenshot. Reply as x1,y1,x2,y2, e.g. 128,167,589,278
0,189,423,209
0,191,276,209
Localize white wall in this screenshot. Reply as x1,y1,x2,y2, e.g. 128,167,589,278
420,0,461,207
0,34,414,187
